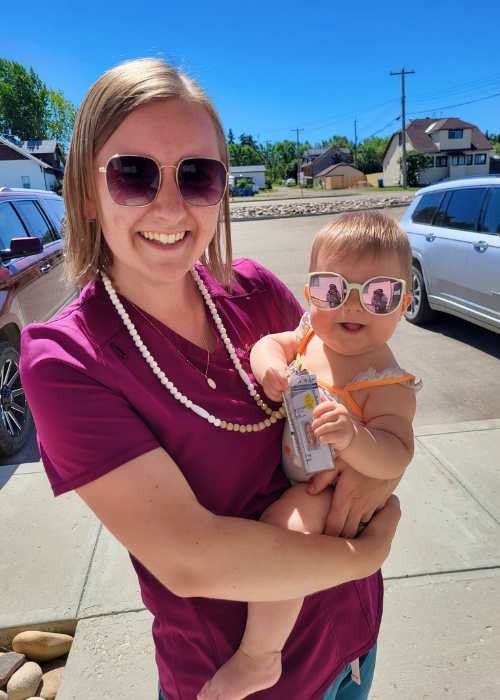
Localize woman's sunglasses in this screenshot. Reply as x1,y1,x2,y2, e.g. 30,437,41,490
97,155,228,208
308,272,407,316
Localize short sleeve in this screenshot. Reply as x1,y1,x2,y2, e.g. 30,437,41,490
20,324,160,496
242,260,304,332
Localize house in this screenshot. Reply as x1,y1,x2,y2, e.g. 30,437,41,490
0,135,64,190
300,146,352,185
382,118,493,186
229,165,266,191
313,163,365,189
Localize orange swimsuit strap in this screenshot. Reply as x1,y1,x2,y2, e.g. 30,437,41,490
296,328,416,421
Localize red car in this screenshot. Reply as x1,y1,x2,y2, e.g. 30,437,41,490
0,187,77,455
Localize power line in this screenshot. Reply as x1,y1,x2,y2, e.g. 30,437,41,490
408,91,500,116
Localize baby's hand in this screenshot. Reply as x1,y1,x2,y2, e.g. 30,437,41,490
312,401,355,452
261,366,289,402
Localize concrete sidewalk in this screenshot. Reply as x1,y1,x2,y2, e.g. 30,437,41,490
1,420,499,699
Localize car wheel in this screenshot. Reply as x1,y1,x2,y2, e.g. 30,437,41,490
0,341,31,456
405,264,437,325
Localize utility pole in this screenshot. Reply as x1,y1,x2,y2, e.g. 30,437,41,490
354,118,358,169
390,68,415,189
293,127,304,196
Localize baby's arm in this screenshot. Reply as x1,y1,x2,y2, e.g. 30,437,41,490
312,383,416,480
250,331,299,402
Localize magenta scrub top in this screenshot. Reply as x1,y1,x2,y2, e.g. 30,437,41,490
20,259,382,700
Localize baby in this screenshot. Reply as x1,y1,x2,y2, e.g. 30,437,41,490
198,211,421,700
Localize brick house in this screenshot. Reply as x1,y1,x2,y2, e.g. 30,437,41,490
0,136,64,190
300,145,352,184
382,118,493,186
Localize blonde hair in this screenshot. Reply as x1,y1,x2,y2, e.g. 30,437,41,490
63,58,232,288
310,211,412,284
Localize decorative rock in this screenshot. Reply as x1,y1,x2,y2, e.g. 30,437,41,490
230,195,414,221
36,658,66,700
6,661,42,700
0,691,7,700
12,632,73,663
0,651,25,686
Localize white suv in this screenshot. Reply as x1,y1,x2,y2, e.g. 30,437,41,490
401,176,500,334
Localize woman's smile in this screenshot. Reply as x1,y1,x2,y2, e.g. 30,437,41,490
138,230,188,246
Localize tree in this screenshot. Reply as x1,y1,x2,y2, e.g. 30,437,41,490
357,136,390,174
398,150,434,187
228,143,263,166
239,133,258,150
0,59,49,140
317,135,353,152
46,89,77,153
227,128,235,144
0,58,77,153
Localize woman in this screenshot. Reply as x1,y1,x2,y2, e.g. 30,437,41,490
20,59,401,700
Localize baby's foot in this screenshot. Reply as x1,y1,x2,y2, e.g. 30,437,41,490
197,647,282,700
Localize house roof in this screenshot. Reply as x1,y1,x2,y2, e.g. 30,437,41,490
21,140,60,155
315,163,363,178
304,145,351,160
383,118,492,160
0,135,51,169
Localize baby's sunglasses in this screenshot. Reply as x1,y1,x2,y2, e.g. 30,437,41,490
308,272,407,316
97,155,228,208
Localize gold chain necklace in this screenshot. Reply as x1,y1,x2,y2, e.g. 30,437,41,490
125,297,217,390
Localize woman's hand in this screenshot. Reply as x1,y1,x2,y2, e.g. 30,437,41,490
307,457,403,539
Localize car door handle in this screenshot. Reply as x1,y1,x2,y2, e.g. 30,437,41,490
472,241,488,251
39,264,51,274
425,233,436,241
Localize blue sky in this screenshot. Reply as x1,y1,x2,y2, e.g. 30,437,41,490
3,0,500,146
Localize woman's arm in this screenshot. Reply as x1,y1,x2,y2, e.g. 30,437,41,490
76,446,400,601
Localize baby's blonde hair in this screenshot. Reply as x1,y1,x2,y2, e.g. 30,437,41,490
310,211,412,285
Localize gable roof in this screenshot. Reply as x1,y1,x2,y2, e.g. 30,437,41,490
303,145,352,161
21,140,60,155
383,118,492,160
0,135,51,169
315,163,363,178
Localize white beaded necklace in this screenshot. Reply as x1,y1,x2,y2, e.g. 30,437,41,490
101,268,286,432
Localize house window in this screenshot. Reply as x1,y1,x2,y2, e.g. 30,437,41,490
451,156,465,166
449,130,463,139
475,154,486,165
398,133,402,146
436,156,448,167
466,155,473,165
21,176,30,189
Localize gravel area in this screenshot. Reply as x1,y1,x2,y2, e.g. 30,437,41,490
229,195,414,220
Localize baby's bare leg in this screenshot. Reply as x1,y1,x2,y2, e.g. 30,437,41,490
197,484,333,700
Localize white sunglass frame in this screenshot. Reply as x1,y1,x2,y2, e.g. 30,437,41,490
96,154,229,208
307,271,407,316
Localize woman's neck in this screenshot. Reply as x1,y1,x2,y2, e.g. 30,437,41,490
106,263,217,351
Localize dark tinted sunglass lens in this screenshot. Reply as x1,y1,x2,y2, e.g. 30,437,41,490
309,274,346,309
178,159,226,206
363,278,403,314
106,156,159,206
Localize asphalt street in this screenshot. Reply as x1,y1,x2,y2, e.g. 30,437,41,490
4,204,499,467
231,207,500,427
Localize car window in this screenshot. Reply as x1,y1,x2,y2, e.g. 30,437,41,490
411,192,443,225
0,201,29,249
436,188,486,231
480,189,500,235
42,198,66,227
13,200,60,245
